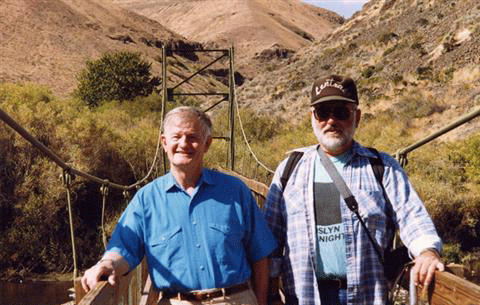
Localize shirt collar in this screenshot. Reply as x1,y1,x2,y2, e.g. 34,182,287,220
200,168,217,186
351,141,379,159
164,168,216,192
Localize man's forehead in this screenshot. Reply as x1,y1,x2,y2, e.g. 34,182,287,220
168,115,198,126
165,118,202,134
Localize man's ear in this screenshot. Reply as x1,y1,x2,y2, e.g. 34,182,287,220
205,135,212,152
354,108,361,128
161,134,167,151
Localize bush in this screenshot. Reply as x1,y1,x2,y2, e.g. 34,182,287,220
416,66,433,80
75,51,160,107
379,32,399,44
362,65,376,78
442,244,462,264
0,83,164,277
455,134,480,183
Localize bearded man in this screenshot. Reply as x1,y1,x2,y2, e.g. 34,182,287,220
263,75,443,305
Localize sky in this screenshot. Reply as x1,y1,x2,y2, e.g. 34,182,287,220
302,0,370,18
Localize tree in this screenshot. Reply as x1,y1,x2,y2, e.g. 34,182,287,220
75,51,160,107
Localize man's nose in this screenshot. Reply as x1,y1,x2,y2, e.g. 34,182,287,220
178,135,188,146
325,112,338,122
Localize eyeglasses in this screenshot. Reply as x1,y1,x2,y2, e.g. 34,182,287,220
313,104,354,121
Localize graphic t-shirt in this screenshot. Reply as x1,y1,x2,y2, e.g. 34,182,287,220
313,151,351,280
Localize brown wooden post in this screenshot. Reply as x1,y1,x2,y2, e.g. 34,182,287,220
74,277,87,304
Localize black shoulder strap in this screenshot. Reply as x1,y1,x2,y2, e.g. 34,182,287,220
367,147,384,186
280,148,384,190
280,151,304,189
368,147,397,233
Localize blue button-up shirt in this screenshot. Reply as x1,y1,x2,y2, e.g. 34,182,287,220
106,168,277,292
263,142,442,305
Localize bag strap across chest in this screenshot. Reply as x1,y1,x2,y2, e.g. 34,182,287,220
280,148,384,189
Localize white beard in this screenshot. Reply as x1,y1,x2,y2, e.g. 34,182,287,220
312,116,355,153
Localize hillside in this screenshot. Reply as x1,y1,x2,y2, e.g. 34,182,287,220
109,0,344,77
0,0,221,97
237,0,480,144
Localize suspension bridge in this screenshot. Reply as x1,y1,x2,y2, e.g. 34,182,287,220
1,46,480,305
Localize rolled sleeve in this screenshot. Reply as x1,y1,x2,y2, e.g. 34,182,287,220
105,197,145,270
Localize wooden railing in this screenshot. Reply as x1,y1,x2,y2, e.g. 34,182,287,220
418,267,480,305
73,169,480,305
74,258,153,305
217,167,269,207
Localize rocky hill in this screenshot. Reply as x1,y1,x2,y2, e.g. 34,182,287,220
1,0,478,142
237,0,480,142
0,0,222,97
0,0,342,98
109,0,344,78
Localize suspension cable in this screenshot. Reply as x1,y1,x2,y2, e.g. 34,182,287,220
0,105,164,191
231,71,275,175
0,104,164,283
100,184,109,250
63,170,78,281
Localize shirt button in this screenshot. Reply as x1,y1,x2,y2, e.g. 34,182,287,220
192,220,197,225
196,243,201,248
200,266,205,271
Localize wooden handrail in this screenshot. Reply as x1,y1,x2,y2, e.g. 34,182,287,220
419,270,480,305
77,281,116,305
216,167,269,197
216,167,269,206
77,270,134,305
75,260,146,305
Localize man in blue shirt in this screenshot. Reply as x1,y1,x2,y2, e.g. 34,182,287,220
263,75,444,305
81,106,277,305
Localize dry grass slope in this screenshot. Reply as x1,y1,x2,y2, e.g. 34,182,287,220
0,0,210,97
109,0,344,77
237,0,480,142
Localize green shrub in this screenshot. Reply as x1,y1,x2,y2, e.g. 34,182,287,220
442,244,462,264
391,73,404,86
0,83,166,276
405,136,480,251
392,95,446,119
362,65,376,78
379,32,399,44
452,134,480,184
75,51,160,107
321,64,332,70
383,45,397,56
411,41,427,56
416,18,429,26
416,66,433,80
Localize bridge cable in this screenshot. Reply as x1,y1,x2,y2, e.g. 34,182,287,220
0,105,164,192
100,184,109,250
63,170,78,281
0,103,165,281
232,77,275,175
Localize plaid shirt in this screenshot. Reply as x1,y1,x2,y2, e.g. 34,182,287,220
263,142,442,305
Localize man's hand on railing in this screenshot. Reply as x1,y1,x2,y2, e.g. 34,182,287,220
411,248,445,294
80,253,129,293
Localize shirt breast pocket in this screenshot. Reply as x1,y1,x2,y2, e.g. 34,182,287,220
149,226,185,268
353,189,389,236
208,223,244,264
